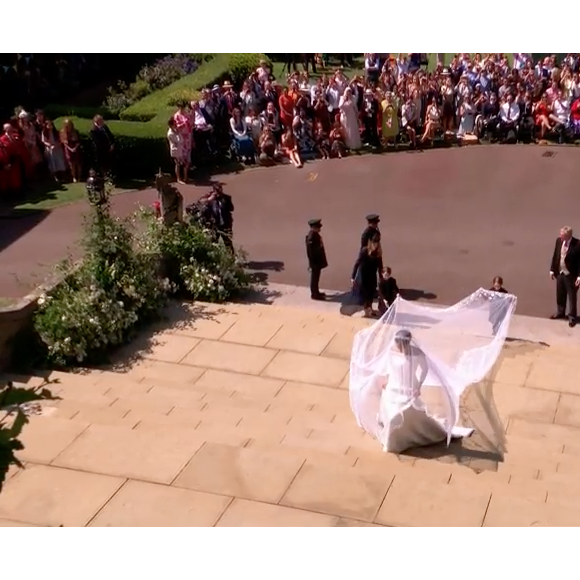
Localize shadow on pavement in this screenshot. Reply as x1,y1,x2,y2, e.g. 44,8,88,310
0,209,50,253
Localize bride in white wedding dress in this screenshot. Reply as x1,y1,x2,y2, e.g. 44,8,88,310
377,329,473,453
349,289,517,455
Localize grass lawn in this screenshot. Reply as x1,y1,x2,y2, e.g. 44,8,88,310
13,179,148,211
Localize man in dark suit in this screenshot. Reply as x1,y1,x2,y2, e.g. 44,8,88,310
305,219,328,301
89,115,115,177
549,226,580,327
209,184,234,251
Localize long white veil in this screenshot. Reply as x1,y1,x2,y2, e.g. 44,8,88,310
349,288,517,455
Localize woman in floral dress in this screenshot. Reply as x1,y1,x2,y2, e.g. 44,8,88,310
172,102,193,181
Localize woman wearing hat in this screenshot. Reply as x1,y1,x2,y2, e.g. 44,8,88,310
172,102,193,181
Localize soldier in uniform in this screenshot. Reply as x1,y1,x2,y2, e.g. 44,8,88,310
361,213,384,273
361,213,381,247
305,218,328,301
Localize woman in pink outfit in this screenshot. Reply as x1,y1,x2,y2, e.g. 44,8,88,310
172,102,193,181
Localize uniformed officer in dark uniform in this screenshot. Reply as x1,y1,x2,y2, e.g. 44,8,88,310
361,213,381,248
360,213,384,275
305,218,328,301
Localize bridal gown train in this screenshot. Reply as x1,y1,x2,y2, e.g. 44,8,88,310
377,349,473,454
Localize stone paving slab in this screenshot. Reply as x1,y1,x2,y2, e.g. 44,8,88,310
3,292,580,526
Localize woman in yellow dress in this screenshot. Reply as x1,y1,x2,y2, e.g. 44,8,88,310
381,92,399,146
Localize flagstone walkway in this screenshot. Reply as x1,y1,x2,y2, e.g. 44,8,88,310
2,290,580,527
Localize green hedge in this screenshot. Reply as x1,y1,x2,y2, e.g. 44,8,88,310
53,116,170,179
51,53,271,178
44,104,117,121
120,53,270,122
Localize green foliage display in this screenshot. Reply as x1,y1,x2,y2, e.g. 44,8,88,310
139,208,251,302
34,201,167,367
31,202,251,368
121,53,270,122
51,53,270,178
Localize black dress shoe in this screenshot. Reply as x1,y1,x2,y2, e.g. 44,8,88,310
311,294,326,301
550,314,566,320
569,318,577,328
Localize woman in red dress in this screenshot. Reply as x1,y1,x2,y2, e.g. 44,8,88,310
533,94,553,140
278,87,295,130
570,96,580,137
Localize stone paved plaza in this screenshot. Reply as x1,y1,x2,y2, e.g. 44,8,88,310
2,285,580,527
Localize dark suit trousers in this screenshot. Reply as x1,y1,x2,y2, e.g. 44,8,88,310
556,272,578,319
310,267,322,297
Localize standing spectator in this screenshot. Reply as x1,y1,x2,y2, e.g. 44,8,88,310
278,86,295,130
18,111,42,174
549,226,580,328
329,118,346,158
89,114,115,177
172,102,193,181
60,118,82,183
361,89,379,146
365,53,380,85
381,92,399,146
0,123,23,194
166,117,186,184
260,101,281,142
339,87,361,150
258,126,277,166
41,120,66,182
209,184,234,251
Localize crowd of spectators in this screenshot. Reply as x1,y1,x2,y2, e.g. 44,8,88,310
167,53,580,180
3,54,580,197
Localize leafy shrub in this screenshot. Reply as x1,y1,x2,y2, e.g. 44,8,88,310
139,209,251,302
34,202,167,367
167,89,202,108
104,54,202,117
121,53,269,122
31,201,252,368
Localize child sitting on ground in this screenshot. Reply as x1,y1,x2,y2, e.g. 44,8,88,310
488,276,509,336
378,266,400,315
490,275,508,294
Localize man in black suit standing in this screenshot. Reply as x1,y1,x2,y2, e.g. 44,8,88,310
89,115,115,177
305,219,327,301
550,226,580,328
361,213,384,274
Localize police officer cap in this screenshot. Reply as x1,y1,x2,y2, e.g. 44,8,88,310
308,218,322,227
366,213,380,223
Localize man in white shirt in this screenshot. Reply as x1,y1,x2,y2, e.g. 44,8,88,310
499,94,520,141
550,95,571,143
550,226,580,327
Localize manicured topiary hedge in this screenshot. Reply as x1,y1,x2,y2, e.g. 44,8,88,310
120,53,270,122
52,53,270,178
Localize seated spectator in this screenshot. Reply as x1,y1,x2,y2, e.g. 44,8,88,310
533,94,553,140
314,122,330,159
517,92,535,142
260,101,281,142
550,95,571,143
499,94,520,142
420,96,441,143
41,119,66,182
292,107,316,155
229,107,255,163
329,119,346,158
570,96,580,137
258,126,277,166
457,94,476,137
401,96,418,148
280,128,302,168
245,107,263,147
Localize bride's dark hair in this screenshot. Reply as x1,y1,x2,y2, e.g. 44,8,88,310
394,329,412,354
